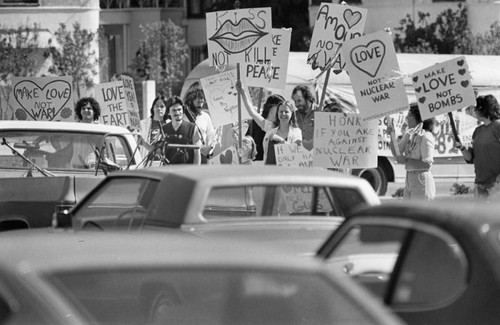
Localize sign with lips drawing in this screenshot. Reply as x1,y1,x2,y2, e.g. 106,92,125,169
10,76,74,121
307,3,367,70
411,56,475,120
206,8,273,68
342,30,409,120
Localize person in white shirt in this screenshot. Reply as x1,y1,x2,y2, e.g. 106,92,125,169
183,82,215,163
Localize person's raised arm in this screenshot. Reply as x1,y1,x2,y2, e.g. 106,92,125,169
235,81,266,129
454,138,473,162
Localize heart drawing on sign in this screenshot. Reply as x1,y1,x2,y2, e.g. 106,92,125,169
412,76,418,83
219,149,233,164
457,59,465,66
458,68,467,75
415,86,422,93
350,40,386,78
419,96,426,104
461,80,469,88
343,9,363,29
281,185,293,194
13,80,72,121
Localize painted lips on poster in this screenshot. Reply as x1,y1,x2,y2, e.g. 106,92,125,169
206,8,273,68
342,30,409,120
412,56,476,120
307,3,367,70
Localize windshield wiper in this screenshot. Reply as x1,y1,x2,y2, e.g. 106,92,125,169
1,137,55,177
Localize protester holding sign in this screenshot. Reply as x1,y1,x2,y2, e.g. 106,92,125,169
388,103,438,200
236,80,285,161
75,97,101,124
292,85,320,151
183,82,216,164
263,101,302,165
138,95,169,160
454,95,500,199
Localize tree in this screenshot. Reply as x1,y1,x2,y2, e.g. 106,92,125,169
44,22,98,98
394,3,471,54
0,24,40,119
130,20,189,97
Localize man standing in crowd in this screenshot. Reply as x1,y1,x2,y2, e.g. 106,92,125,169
183,82,215,163
291,85,321,151
162,96,202,165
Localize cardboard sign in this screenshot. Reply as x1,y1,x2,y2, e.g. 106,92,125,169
275,143,312,167
208,145,239,165
244,28,291,89
95,81,130,127
307,3,367,70
342,30,409,120
121,75,141,130
412,56,476,120
200,69,251,128
313,112,378,168
10,76,74,121
206,8,273,68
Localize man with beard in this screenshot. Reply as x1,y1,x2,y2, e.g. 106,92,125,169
183,82,215,163
162,96,202,165
291,85,321,151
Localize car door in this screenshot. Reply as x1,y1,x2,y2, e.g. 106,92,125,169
318,218,469,324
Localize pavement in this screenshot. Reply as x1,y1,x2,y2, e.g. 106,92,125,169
382,180,475,201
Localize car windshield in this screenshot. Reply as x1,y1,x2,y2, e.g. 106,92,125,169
0,130,132,173
47,268,377,325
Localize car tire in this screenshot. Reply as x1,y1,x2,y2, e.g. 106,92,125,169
353,166,388,196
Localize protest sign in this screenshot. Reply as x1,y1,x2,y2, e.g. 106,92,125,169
200,69,251,128
412,56,476,120
10,76,74,121
95,81,130,127
307,3,367,70
206,8,273,68
313,112,378,168
244,28,291,89
121,75,141,130
208,145,239,165
342,30,409,120
275,143,312,167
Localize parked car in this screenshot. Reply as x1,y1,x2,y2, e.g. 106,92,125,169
317,200,500,325
69,165,380,255
0,228,402,325
0,120,142,230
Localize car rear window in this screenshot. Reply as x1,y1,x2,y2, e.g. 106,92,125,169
202,185,365,219
48,268,379,325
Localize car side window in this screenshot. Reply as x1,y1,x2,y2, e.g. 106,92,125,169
326,223,468,310
74,178,159,229
391,229,467,309
327,225,405,299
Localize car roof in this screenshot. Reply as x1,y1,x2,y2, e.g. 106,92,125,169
0,120,131,134
0,228,326,273
347,200,500,234
117,165,373,188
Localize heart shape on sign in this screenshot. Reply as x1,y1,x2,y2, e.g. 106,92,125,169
461,80,469,88
419,97,426,104
343,9,363,29
350,40,386,78
13,80,72,121
458,68,467,75
412,76,418,83
457,59,465,66
281,185,293,194
219,149,233,164
415,86,422,93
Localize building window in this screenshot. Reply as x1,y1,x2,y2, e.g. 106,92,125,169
0,0,39,5
432,0,464,2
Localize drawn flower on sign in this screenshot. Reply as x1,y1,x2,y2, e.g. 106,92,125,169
15,109,27,120
61,107,73,119
209,18,268,54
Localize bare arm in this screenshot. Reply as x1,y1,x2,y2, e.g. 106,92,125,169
235,81,266,129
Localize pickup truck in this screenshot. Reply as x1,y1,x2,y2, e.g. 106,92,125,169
0,120,142,230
